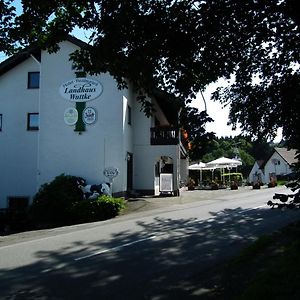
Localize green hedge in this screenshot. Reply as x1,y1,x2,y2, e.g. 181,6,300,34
30,174,125,228
30,174,83,226
70,195,125,223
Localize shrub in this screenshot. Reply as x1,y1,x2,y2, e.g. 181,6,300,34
210,181,219,190
30,174,83,227
268,181,277,188
187,177,195,190
253,182,261,189
230,181,238,190
70,195,125,223
28,174,125,228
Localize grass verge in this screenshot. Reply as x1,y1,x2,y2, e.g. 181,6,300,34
211,220,300,299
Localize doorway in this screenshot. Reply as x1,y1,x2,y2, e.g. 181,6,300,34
127,152,133,192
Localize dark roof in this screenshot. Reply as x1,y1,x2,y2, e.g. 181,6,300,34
0,46,40,76
152,89,182,125
0,35,88,77
261,147,298,169
274,147,298,165
257,160,265,169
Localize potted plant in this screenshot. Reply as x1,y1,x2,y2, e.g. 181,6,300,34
268,178,277,188
230,181,238,190
210,181,219,190
253,181,261,189
187,177,196,190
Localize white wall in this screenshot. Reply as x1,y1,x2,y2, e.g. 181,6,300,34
131,92,181,193
180,157,189,185
0,58,39,207
37,41,129,193
264,152,293,183
133,144,179,191
248,162,265,184
0,40,183,206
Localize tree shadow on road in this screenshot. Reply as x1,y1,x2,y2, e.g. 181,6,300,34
0,206,299,299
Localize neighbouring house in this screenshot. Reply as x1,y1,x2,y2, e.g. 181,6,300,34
0,36,189,210
248,147,298,184
248,160,265,184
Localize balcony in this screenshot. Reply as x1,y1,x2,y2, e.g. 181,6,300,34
150,126,179,145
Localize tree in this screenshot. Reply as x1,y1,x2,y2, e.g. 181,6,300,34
201,136,255,176
2,0,300,162
179,106,215,161
0,0,16,53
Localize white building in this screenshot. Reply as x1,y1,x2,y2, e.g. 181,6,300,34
248,160,265,184
248,147,297,184
0,36,188,209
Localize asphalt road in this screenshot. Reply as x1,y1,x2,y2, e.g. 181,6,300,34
1,186,300,299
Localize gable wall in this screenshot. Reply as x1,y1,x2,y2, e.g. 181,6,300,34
37,41,129,192
0,57,40,207
264,151,293,183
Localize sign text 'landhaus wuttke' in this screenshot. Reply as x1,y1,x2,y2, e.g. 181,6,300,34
59,78,103,102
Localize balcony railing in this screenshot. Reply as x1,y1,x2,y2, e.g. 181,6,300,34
150,127,179,145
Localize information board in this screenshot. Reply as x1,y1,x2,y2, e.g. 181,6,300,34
159,173,173,192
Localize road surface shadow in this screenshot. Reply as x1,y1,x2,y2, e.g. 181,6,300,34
0,206,299,299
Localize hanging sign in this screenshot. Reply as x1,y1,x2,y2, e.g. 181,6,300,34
103,167,119,180
82,107,97,125
64,107,78,125
59,78,103,102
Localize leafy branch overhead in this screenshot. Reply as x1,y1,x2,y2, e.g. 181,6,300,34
1,0,299,157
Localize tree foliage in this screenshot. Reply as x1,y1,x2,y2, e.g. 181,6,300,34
0,0,17,53
180,106,215,161
201,136,256,175
2,0,299,159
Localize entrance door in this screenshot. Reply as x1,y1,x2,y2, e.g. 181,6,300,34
127,152,133,192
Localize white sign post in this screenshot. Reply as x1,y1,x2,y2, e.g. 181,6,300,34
103,167,119,195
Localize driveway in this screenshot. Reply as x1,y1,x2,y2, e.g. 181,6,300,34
122,185,269,214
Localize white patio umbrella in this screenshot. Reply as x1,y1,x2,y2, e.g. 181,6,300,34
206,157,242,184
206,156,242,168
188,162,207,170
188,162,214,185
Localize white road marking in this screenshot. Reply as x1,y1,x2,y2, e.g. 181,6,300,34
41,263,67,274
74,235,157,261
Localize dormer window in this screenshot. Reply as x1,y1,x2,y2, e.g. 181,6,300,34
28,72,40,89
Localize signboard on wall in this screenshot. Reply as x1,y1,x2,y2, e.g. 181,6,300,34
82,107,97,125
64,107,78,125
159,173,173,192
59,78,103,102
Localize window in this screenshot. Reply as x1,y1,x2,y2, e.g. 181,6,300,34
28,72,40,89
0,114,2,131
128,105,132,125
27,113,39,131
